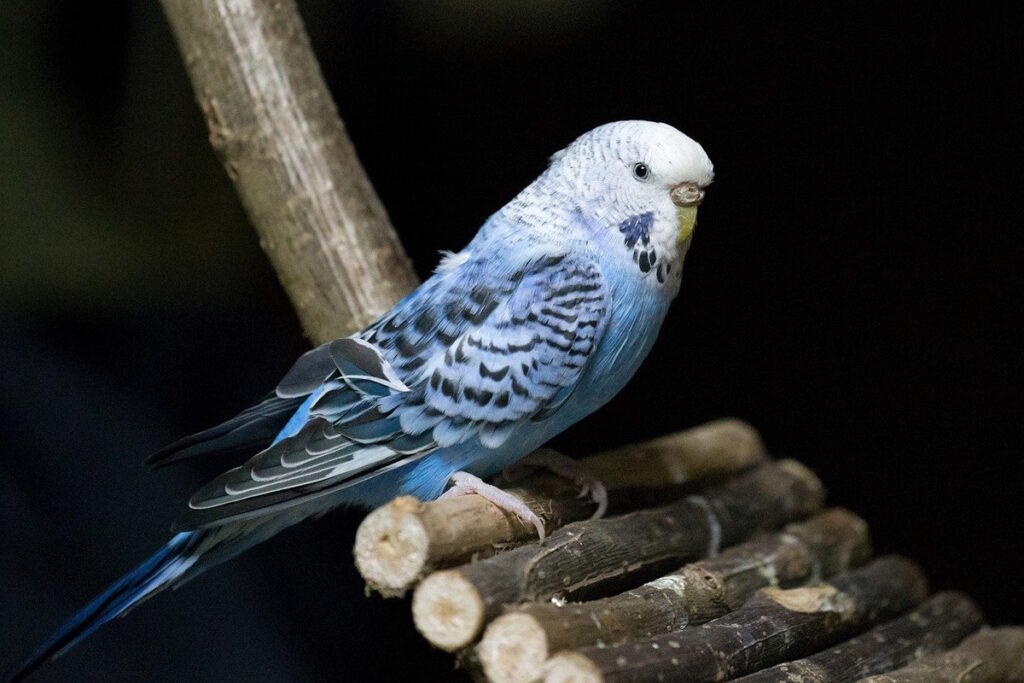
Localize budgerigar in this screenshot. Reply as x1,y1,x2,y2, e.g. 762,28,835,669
10,120,713,680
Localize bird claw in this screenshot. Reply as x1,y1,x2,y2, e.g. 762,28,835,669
510,449,608,520
439,471,547,540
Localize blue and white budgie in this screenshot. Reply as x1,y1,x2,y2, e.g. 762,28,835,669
11,120,713,680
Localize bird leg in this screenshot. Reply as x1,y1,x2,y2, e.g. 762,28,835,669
439,471,547,539
503,448,608,520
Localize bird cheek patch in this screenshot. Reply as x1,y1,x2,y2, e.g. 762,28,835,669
619,212,661,278
618,212,654,249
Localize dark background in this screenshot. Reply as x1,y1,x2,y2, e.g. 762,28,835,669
2,2,1021,680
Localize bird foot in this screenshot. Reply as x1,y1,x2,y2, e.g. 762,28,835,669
506,449,608,520
439,471,547,540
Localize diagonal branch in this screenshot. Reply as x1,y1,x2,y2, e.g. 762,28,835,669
160,0,419,343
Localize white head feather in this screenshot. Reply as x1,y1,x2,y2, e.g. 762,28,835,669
459,121,714,295
547,121,714,291
555,120,714,190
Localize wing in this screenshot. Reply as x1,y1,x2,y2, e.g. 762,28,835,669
145,392,306,468
145,310,407,469
145,337,349,468
399,254,608,448
175,253,609,529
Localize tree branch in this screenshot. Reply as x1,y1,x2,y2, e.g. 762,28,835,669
160,0,418,343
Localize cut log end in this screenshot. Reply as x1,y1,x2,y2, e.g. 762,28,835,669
353,497,430,597
479,613,550,683
544,652,604,683
412,570,485,652
761,584,850,614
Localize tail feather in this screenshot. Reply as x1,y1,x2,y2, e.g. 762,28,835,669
6,532,204,682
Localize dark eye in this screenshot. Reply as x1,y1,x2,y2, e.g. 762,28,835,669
632,163,650,181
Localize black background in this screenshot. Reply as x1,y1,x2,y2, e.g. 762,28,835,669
2,2,1021,681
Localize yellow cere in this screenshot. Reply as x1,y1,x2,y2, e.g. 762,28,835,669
676,206,698,244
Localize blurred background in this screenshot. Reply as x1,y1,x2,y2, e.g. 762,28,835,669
2,2,1021,680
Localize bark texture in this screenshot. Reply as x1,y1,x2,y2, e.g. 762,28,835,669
858,626,1024,683
581,418,767,495
354,467,594,598
411,460,823,651
544,556,928,683
736,591,983,682
161,0,418,342
478,508,871,683
355,419,767,596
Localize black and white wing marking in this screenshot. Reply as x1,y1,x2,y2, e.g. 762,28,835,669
400,255,609,448
178,337,418,528
144,335,372,468
177,255,608,529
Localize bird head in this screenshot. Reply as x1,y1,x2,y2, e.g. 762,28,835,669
546,121,714,288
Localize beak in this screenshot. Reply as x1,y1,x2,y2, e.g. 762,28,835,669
671,182,703,245
671,182,705,207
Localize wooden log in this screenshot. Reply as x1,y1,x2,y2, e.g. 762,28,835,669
411,459,823,651
543,556,928,683
355,468,593,599
478,508,871,683
579,417,767,493
160,0,419,342
858,626,1024,683
736,591,984,682
355,419,766,596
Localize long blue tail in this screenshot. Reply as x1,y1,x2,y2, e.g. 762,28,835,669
6,531,206,682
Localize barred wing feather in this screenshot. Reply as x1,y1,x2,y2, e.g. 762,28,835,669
177,254,607,529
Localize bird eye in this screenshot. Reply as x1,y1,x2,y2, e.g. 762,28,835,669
632,163,650,181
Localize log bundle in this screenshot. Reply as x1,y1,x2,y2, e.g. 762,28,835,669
479,509,871,683
355,419,767,596
352,419,1023,681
